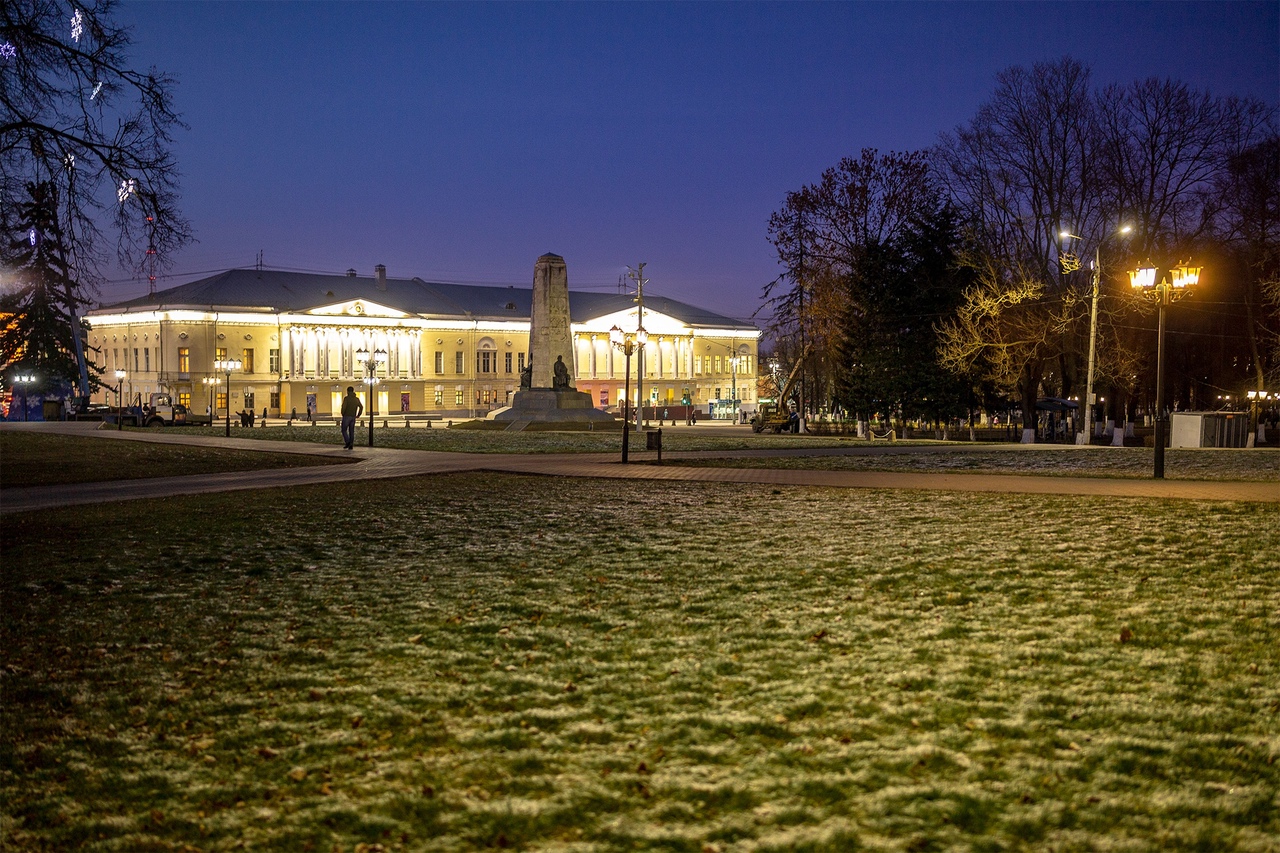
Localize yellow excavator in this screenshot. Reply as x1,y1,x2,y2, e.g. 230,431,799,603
751,344,810,433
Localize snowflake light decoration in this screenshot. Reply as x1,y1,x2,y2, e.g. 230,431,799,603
92,81,103,99
71,9,84,43
0,42,16,60
117,178,136,204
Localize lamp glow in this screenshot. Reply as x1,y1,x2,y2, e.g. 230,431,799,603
1129,266,1157,289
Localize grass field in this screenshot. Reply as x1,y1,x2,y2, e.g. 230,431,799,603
3,473,1278,852
675,448,1280,482
0,432,347,488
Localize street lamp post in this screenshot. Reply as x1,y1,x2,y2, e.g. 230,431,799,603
213,358,242,437
202,376,218,427
1061,226,1131,445
115,369,127,431
610,325,647,463
1130,262,1200,478
355,347,388,447
13,373,37,421
729,354,741,424
1247,390,1273,445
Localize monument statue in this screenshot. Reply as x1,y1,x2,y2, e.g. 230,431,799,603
552,355,570,390
493,253,614,426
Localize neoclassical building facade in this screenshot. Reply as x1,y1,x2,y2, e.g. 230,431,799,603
84,267,760,419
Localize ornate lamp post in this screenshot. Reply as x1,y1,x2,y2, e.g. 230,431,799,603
1129,261,1200,478
728,354,743,423
115,369,128,431
1061,225,1131,445
13,372,37,421
1247,389,1273,445
355,347,388,448
201,376,218,427
213,358,242,437
610,324,647,463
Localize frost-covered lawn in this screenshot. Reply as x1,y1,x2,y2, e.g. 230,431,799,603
678,447,1280,482
3,475,1278,852
0,431,346,488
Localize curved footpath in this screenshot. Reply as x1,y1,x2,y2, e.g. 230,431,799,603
1,422,1276,515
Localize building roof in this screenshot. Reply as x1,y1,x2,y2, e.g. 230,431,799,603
93,268,756,331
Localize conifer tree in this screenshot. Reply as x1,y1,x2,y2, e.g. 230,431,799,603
0,181,98,396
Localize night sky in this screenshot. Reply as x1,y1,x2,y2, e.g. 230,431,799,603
107,1,1279,321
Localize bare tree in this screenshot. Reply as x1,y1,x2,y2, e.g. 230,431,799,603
934,57,1100,441
1,0,191,289
1209,129,1280,390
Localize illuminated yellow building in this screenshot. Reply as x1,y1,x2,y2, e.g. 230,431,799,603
84,267,759,419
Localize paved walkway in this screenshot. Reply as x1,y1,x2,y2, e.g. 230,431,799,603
2,422,1276,515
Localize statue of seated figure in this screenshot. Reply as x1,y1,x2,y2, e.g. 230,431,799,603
552,355,571,390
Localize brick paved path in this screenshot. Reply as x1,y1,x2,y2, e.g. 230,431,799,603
2,422,1276,515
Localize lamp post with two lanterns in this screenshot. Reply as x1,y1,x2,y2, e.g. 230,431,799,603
1129,261,1201,479
12,372,37,421
1247,389,1273,446
115,369,128,430
355,348,388,448
202,376,219,428
609,325,646,463
212,358,242,437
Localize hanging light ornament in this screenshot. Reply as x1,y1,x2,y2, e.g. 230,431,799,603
71,9,84,43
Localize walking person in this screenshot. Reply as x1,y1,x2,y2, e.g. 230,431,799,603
340,386,363,449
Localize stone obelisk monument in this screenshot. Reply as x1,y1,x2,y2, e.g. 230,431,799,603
494,253,614,426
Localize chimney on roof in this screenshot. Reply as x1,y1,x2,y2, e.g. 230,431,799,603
375,264,387,291
346,268,357,277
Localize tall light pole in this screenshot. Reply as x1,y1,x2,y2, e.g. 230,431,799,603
610,325,646,463
115,369,127,431
213,358,242,437
355,347,388,448
627,264,648,428
1061,225,1131,445
1130,262,1200,478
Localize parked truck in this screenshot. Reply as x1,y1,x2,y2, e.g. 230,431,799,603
115,393,188,427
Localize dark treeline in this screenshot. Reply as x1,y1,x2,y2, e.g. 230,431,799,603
761,57,1279,441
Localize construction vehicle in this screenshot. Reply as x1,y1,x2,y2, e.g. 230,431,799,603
752,344,809,433
116,393,188,427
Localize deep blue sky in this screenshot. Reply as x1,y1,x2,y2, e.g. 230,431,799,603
108,1,1279,321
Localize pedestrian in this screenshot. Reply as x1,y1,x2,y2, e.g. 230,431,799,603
340,386,363,449
291,406,297,422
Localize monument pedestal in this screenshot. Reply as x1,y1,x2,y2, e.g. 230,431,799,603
493,388,616,424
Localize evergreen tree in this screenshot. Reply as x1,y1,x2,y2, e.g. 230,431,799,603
1,181,98,395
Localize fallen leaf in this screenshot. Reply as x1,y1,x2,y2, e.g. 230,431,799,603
288,767,307,782
257,747,279,759
1119,627,1134,644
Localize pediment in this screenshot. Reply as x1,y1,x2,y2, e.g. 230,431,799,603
306,299,408,319
575,307,688,335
